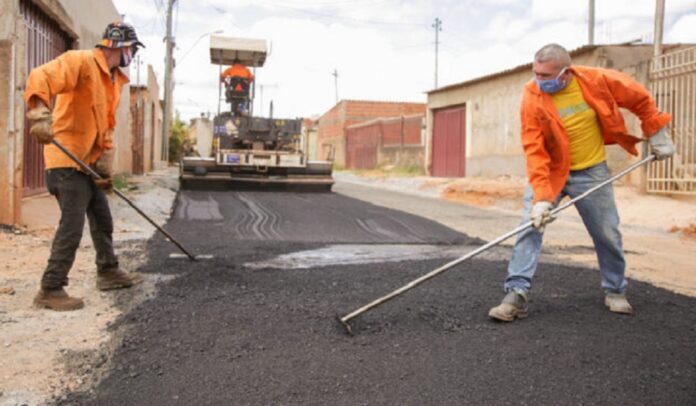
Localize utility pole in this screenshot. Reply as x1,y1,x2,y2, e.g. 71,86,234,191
162,0,176,162
653,0,665,62
432,17,442,89
588,0,595,45
332,69,338,104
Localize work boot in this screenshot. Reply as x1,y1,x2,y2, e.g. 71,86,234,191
33,288,84,311
488,290,528,322
96,268,143,291
605,292,633,315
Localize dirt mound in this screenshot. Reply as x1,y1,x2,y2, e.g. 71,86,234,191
441,177,525,209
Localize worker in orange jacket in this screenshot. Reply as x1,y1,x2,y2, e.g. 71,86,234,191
220,59,254,84
488,43,675,322
24,21,145,311
220,58,254,115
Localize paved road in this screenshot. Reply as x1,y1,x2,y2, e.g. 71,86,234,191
63,187,696,405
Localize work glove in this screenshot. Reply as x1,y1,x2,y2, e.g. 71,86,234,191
649,127,675,161
530,200,555,232
25,105,54,144
94,149,114,178
93,149,115,192
94,178,114,192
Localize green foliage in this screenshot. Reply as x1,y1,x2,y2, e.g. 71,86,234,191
169,111,192,163
113,174,129,191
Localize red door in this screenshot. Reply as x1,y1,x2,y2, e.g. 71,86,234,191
432,105,466,177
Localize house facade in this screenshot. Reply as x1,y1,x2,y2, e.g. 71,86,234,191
0,0,164,225
129,65,164,174
425,44,688,186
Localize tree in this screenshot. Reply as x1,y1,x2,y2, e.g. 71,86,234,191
168,111,191,163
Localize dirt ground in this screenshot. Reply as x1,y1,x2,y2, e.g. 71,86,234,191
0,168,178,405
1,168,695,405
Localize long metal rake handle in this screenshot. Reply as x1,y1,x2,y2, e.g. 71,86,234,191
337,155,656,334
51,140,197,261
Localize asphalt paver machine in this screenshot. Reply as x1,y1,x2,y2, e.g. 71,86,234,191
180,35,334,191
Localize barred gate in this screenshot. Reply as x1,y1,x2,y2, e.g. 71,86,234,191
648,47,696,195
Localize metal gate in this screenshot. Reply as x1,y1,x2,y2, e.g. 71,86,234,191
345,122,379,169
20,0,73,196
648,46,696,195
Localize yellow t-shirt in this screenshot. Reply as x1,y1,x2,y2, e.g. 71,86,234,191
551,76,606,170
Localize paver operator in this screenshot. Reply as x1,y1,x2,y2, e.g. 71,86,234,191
488,43,675,322
24,21,146,311
220,58,254,115
220,58,255,85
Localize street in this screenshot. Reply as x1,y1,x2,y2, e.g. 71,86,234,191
58,184,696,405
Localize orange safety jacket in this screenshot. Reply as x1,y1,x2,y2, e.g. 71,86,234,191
220,63,254,82
24,48,129,170
520,65,671,203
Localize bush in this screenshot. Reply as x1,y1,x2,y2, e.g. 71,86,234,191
169,112,191,163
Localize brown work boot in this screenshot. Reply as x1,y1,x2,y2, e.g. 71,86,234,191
33,288,85,311
488,290,528,322
97,268,143,291
605,292,633,315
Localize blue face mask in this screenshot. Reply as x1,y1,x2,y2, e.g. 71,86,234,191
536,67,568,94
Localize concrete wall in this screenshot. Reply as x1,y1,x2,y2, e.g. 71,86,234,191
146,64,164,168
1,0,31,224
189,117,213,158
301,118,318,161
129,65,163,172
378,145,424,169
0,0,124,225
426,45,663,186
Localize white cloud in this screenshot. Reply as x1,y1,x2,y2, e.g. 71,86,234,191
666,13,696,43
112,0,696,121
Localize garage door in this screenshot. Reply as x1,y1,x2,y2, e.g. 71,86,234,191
432,105,465,177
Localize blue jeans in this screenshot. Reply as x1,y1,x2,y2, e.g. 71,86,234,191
504,161,627,294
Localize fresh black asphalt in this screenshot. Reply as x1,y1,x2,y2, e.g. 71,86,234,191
62,190,696,405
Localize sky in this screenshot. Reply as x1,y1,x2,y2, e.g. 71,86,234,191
112,0,696,122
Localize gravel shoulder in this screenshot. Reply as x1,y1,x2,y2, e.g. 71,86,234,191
0,167,179,405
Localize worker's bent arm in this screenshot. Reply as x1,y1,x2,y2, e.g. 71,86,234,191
520,95,554,203
600,68,671,137
24,51,83,109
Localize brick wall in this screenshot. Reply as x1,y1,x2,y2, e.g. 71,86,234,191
317,100,425,166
